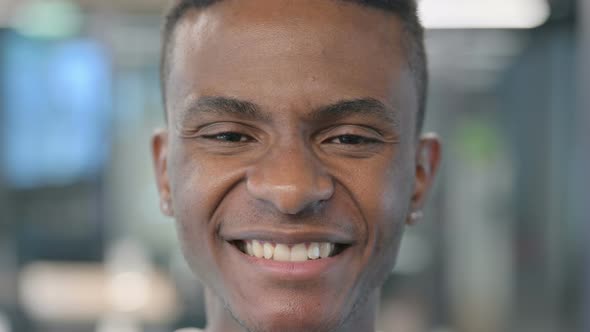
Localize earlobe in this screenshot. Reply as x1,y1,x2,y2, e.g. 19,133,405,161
151,129,174,217
407,133,442,225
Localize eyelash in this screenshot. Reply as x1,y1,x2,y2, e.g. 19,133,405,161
202,132,254,143
326,134,380,145
201,132,380,145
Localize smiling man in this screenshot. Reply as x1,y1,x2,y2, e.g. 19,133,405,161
152,0,441,331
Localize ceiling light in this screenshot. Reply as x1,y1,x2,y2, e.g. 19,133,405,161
419,0,551,29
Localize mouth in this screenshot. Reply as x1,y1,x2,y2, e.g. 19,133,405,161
221,228,356,279
230,240,350,262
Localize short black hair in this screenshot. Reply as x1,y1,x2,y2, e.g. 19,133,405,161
160,0,428,131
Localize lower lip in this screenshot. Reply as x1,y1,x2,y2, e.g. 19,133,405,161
228,243,350,280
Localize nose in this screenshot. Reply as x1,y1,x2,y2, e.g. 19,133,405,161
246,145,334,215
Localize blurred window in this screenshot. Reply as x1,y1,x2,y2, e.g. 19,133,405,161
0,31,111,188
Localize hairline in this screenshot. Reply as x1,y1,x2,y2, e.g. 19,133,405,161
160,0,427,132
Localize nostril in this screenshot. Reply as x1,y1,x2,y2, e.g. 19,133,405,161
245,152,334,214
246,182,332,215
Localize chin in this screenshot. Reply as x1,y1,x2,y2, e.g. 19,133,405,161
241,314,340,332
232,298,344,332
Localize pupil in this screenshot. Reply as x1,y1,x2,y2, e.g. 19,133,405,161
340,135,361,144
221,133,242,142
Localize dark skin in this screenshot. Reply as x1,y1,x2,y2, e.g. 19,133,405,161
152,1,441,331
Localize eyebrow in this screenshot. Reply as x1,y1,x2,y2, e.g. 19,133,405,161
179,96,272,123
310,98,399,128
179,95,398,128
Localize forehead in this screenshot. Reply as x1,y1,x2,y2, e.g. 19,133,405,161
167,0,414,121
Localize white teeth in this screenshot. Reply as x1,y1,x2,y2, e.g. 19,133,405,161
319,243,333,258
246,242,253,256
252,240,264,258
273,244,291,261
307,242,320,260
263,242,274,259
243,241,337,261
290,243,308,262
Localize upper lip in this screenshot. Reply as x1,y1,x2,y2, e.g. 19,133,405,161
219,226,356,245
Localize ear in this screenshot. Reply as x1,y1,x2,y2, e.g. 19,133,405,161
152,129,174,217
407,133,442,225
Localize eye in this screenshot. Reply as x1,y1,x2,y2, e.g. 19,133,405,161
202,132,254,143
326,134,380,145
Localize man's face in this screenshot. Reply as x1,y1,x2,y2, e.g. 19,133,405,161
153,1,439,331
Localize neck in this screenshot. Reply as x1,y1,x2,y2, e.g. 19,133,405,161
202,287,380,332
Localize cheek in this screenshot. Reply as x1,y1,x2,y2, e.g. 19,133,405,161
348,152,414,276
172,176,216,280
371,156,414,246
350,155,413,226
169,143,244,220
168,144,244,278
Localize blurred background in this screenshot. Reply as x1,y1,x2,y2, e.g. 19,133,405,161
0,0,587,331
